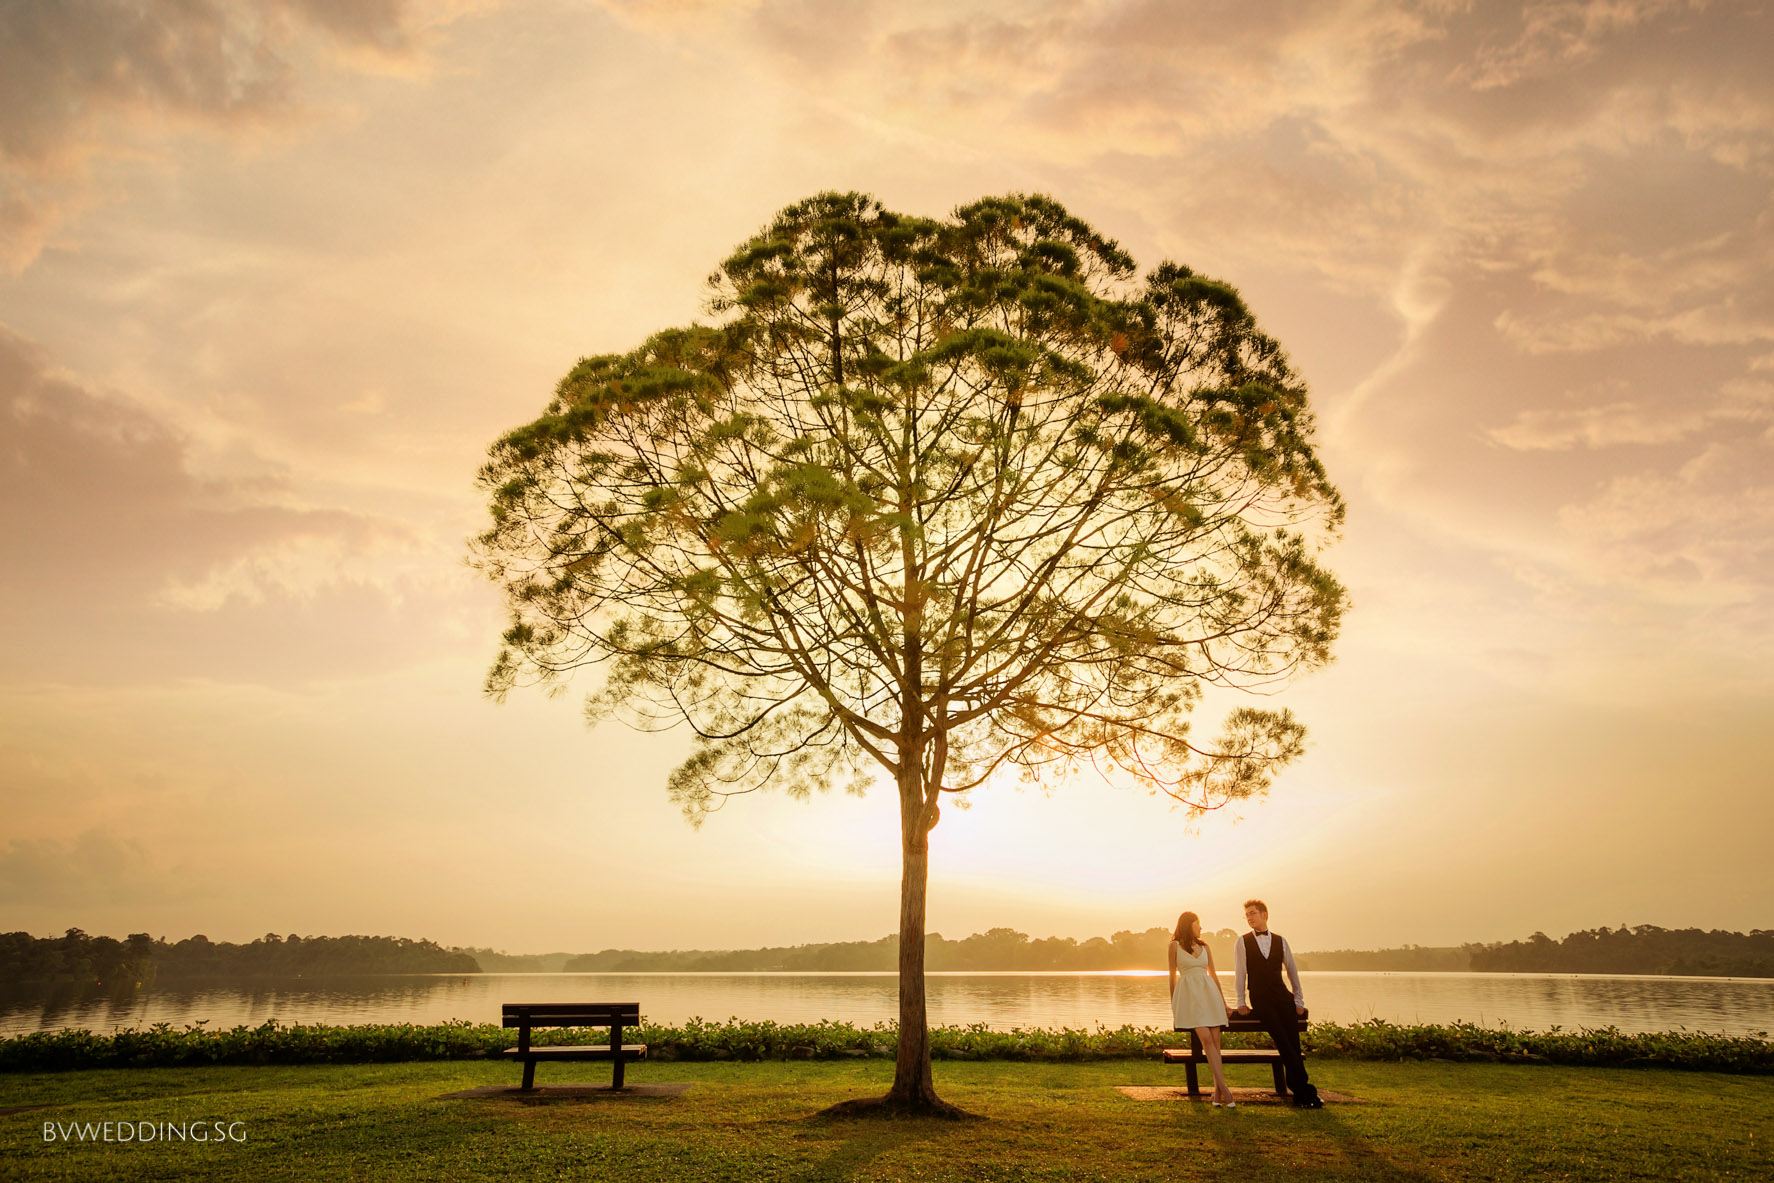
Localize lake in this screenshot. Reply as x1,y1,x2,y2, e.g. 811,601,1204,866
5,971,1772,1039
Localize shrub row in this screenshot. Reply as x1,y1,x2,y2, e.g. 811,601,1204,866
1,1017,1767,1074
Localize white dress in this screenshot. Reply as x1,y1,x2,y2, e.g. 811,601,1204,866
1170,941,1227,1029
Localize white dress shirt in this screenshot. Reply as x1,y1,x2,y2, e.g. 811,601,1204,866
1233,930,1306,1009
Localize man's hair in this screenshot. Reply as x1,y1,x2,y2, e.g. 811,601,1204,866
1243,899,1268,914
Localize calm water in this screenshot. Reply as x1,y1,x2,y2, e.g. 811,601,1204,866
5,972,1772,1038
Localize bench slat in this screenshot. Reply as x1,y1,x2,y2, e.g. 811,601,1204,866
503,1003,640,1028
1162,1048,1284,1063
502,1045,648,1060
1183,1017,1308,1035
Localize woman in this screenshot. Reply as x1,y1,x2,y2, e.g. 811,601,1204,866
1168,910,1235,1107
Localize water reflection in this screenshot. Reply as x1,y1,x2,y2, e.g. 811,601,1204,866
3,971,1770,1038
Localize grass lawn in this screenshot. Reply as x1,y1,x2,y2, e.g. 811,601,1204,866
2,1058,1769,1181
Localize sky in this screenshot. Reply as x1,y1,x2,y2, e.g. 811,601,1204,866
1,0,1770,955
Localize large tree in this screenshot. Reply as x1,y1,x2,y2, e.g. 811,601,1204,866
473,192,1345,1114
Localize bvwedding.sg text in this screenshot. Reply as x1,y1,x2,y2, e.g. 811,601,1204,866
43,1120,247,1144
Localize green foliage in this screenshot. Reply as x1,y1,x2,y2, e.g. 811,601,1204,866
0,1020,500,1071
5,1018,1768,1074
472,190,1346,820
1303,1019,1774,1074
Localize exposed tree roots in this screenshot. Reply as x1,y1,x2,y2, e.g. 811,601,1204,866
815,1094,982,1121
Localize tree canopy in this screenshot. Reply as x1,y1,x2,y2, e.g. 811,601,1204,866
474,191,1346,1110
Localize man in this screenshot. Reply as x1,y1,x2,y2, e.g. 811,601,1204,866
1234,898,1322,1108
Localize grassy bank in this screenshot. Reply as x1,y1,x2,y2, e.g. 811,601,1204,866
5,1018,1770,1074
2,1058,1769,1181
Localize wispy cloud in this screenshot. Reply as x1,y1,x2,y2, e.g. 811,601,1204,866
587,0,1773,348
1488,378,1774,450
1557,438,1774,600
0,323,473,685
0,827,187,908
0,0,480,271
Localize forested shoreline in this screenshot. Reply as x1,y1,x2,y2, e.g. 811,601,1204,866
1464,926,1774,976
5,924,1769,987
0,930,478,986
1296,945,1471,971
558,926,1241,974
559,925,1774,977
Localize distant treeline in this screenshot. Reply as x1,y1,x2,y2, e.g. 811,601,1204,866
1464,926,1774,977
559,926,1245,973
1295,945,1470,971
0,930,479,986
456,949,578,974
562,925,1774,977
12,924,1770,986
1298,927,1774,976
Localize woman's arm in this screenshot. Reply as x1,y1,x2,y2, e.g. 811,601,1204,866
1167,940,1178,994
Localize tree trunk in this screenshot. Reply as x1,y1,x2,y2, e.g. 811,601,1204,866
822,758,970,1118
886,787,939,1106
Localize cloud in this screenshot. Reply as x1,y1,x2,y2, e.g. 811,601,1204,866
1557,438,1774,596
1488,378,1774,450
1316,260,1774,698
589,0,1773,345
1511,430,1774,681
0,323,476,685
0,827,187,909
1451,0,1700,91
0,0,479,271
0,322,374,591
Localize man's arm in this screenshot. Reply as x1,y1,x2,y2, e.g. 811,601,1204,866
1281,936,1305,1009
1233,936,1248,1009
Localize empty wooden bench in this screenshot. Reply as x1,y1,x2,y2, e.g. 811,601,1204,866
1164,1009,1308,1097
502,1002,647,1091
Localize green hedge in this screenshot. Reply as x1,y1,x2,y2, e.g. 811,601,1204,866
1,1017,1768,1074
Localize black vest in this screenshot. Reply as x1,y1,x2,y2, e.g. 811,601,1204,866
1243,931,1292,1013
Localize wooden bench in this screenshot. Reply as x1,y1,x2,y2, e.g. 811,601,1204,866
502,1002,647,1091
1164,1009,1308,1097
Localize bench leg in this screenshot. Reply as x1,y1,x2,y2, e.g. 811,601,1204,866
521,1059,536,1091
612,1054,627,1090
1184,1060,1200,1097
1271,1061,1287,1097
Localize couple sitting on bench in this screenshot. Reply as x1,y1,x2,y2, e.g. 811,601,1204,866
1167,898,1322,1108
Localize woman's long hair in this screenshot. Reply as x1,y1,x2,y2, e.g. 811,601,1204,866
1173,911,1202,955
